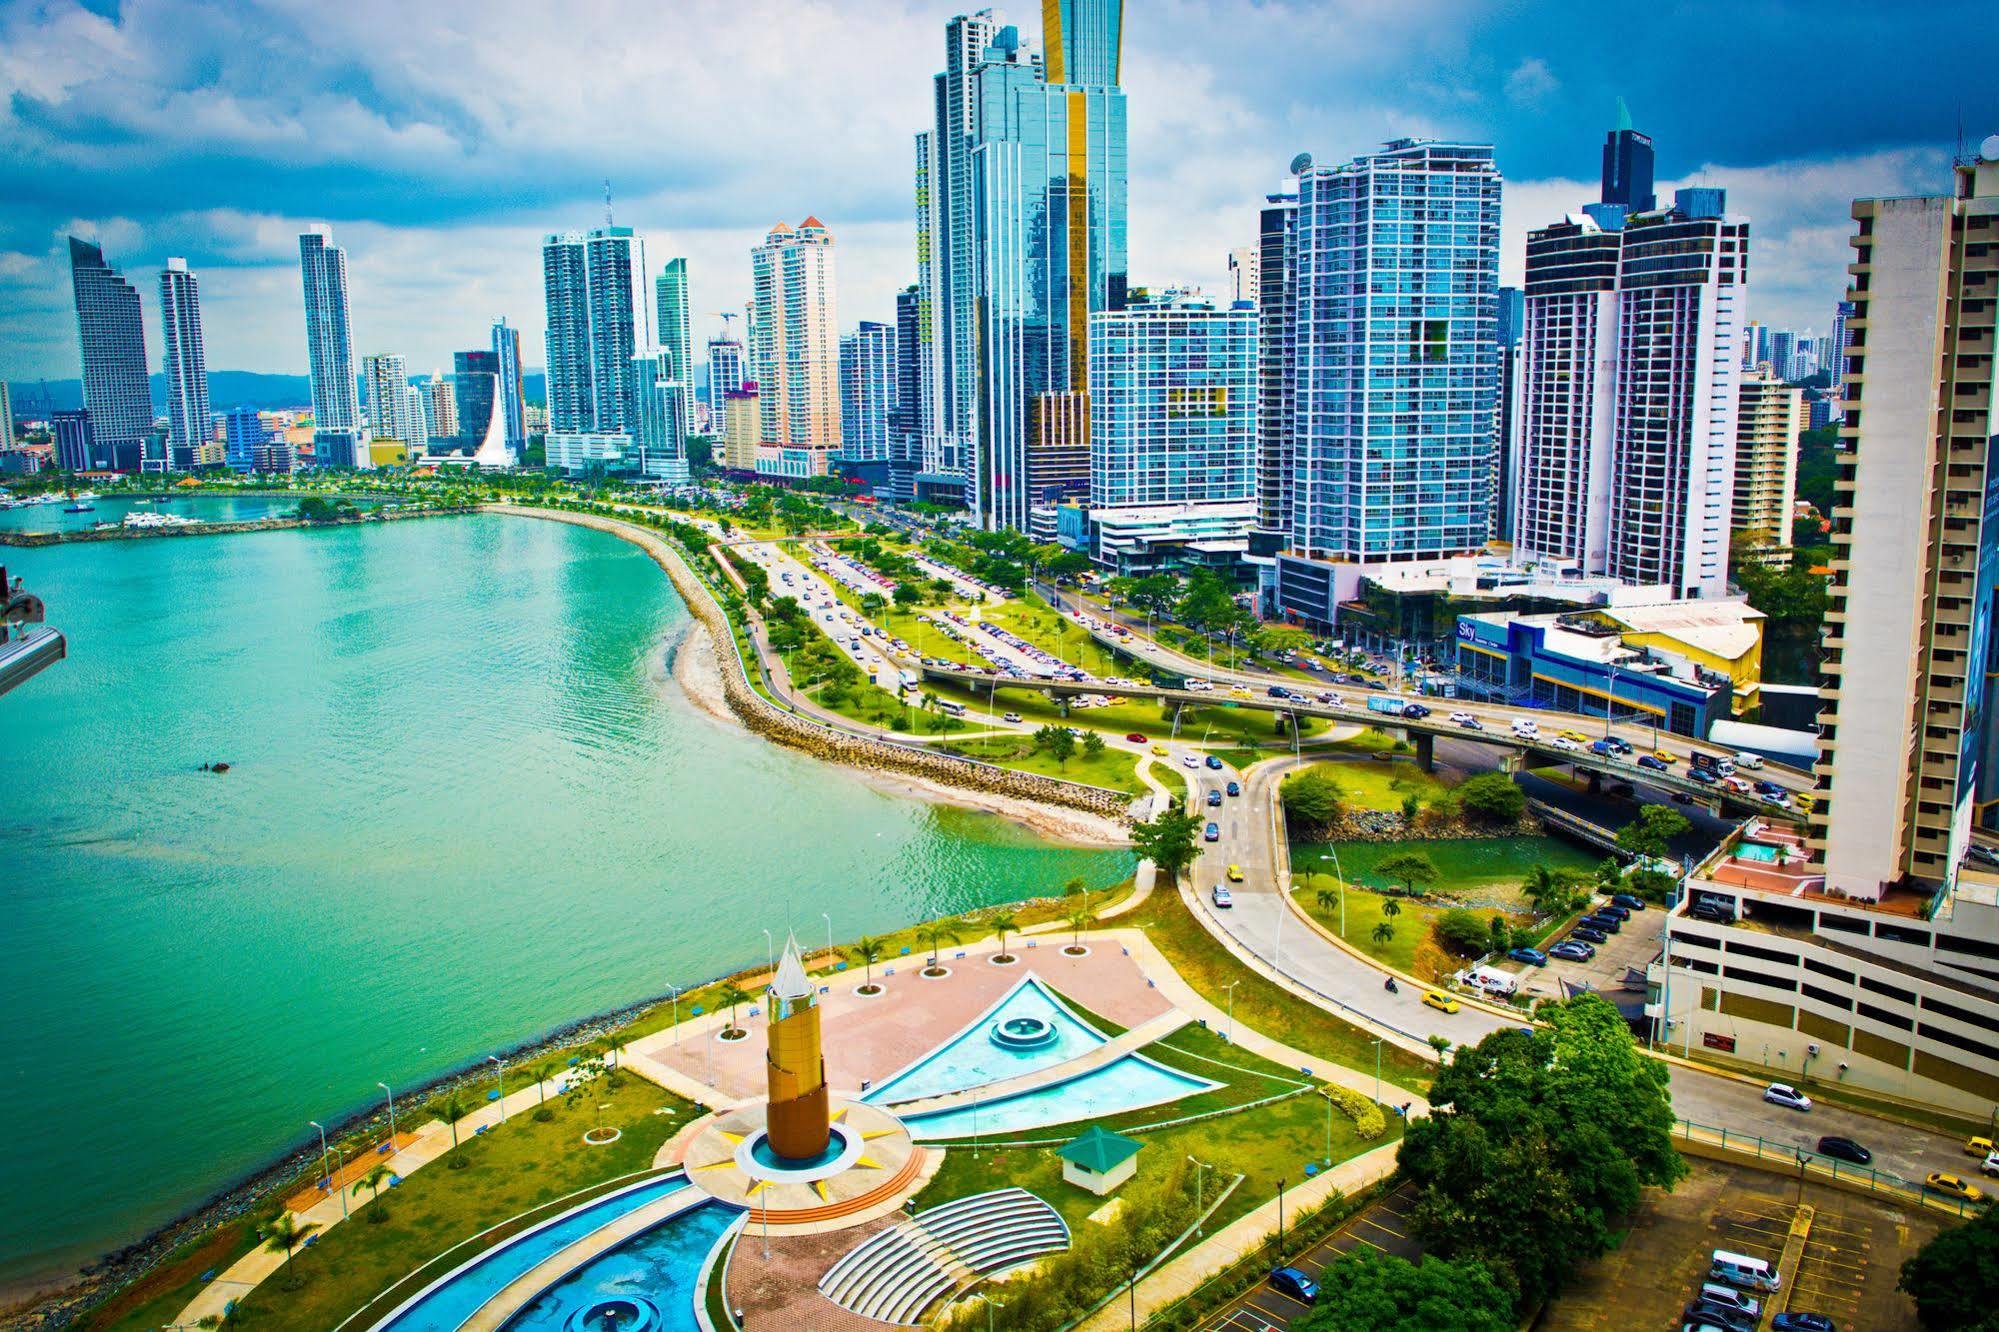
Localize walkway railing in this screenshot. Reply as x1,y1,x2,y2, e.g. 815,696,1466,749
1675,1117,1985,1217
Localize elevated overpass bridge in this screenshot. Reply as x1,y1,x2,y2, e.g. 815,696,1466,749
910,661,1809,820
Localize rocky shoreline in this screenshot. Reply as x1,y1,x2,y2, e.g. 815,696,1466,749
0,503,472,547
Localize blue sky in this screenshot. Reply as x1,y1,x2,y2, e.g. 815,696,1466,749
2,0,1993,383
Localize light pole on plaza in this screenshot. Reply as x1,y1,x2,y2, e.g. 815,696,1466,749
487,1055,506,1123
377,1081,397,1150
763,928,774,974
823,912,834,964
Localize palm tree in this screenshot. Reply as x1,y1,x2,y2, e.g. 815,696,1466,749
354,1162,393,1220
851,935,886,992
714,983,753,1038
527,1059,555,1107
436,1094,470,1151
1371,920,1395,945
260,1212,319,1278
1063,900,1094,953
1315,888,1339,913
986,910,1021,962
917,919,963,973
1381,898,1402,921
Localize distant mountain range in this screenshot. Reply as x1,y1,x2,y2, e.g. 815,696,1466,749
6,371,548,417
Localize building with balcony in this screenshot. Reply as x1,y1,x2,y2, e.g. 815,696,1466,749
1732,371,1804,548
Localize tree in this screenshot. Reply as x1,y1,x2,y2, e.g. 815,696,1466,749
1281,767,1345,834
1457,773,1526,824
1046,550,1093,583
1316,888,1339,913
1034,724,1078,768
1434,908,1493,958
715,982,751,1037
527,1060,555,1107
1398,996,1685,1315
918,919,963,971
1081,731,1106,761
1371,920,1395,945
1900,1206,1999,1329
1522,864,1583,917
1061,874,1088,897
1254,625,1314,656
1063,901,1095,951
1375,852,1439,897
893,583,921,609
986,910,1021,962
1291,1248,1512,1332
354,1162,393,1221
1626,866,1678,903
260,1212,320,1277
1381,898,1402,921
1129,806,1205,879
850,934,886,991
1615,804,1692,859
435,1094,470,1151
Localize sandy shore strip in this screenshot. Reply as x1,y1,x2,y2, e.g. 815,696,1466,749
668,615,1128,849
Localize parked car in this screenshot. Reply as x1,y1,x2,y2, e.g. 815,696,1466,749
1770,1315,1836,1332
1549,940,1595,961
1211,884,1234,908
1580,913,1622,934
1508,947,1548,968
1205,754,1225,770
1596,902,1631,921
1637,754,1670,772
1609,893,1647,911
1764,1083,1813,1112
1926,1172,1983,1202
1421,991,1460,1014
1688,902,1733,924
1816,1136,1872,1165
1969,844,1999,868
1267,1266,1318,1303
1570,926,1608,945
1981,1150,1999,1177
1203,822,1221,843
1683,1302,1756,1332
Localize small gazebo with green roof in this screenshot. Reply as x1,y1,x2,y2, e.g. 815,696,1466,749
1058,1125,1142,1196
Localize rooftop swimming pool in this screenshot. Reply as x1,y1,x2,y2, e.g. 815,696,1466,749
1735,842,1781,863
377,1173,687,1332
501,1199,737,1332
861,974,1108,1105
902,1052,1219,1141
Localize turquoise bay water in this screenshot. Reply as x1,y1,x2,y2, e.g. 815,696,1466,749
0,513,1133,1284
0,491,329,534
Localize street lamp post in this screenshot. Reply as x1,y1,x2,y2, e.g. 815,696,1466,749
1187,1155,1214,1234
1319,1087,1334,1165
1372,1037,1383,1106
487,1055,506,1124
665,983,684,1045
1277,1177,1287,1250
377,1081,397,1151
763,928,774,974
1221,980,1239,1043
308,1120,341,1216
823,912,833,965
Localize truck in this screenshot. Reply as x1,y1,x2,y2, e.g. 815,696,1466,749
1366,695,1406,717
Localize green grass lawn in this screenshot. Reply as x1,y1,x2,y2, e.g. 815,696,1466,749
223,1075,697,1328
1290,835,1601,901
1122,882,1432,1094
980,593,1135,678
1288,881,1532,982
1289,756,1457,812
940,734,1143,793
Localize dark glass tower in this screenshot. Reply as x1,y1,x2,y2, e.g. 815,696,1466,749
1600,97,1656,214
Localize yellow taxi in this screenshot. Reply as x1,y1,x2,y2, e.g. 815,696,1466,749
1966,1136,1995,1158
1228,687,1255,700
1926,1172,1983,1202
1650,750,1679,766
1559,729,1589,743
1421,991,1460,1015
1150,743,1170,757
1226,864,1245,883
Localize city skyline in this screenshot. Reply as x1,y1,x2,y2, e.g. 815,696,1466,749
3,1,1991,383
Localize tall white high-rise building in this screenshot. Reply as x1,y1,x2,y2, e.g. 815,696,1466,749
750,218,840,452
1513,188,1748,599
406,383,430,447
363,354,415,445
705,332,747,441
1227,246,1259,305
158,258,210,463
839,322,897,462
542,226,649,435
299,226,362,466
631,348,691,483
424,374,458,440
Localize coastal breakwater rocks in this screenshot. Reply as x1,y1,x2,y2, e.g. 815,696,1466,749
491,504,1133,827
0,504,473,546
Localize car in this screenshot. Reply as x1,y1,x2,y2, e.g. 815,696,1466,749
1206,790,1223,807
1604,736,1634,755
1763,1083,1813,1111
1596,903,1631,921
1402,703,1432,719
1688,902,1733,923
1455,714,1484,730
1123,732,1146,744
1755,780,1787,798
1689,766,1719,785
1651,749,1679,765
1549,736,1581,752
1211,884,1234,908
1183,754,1201,770
1982,1149,1999,1177
1203,821,1221,843
1609,893,1647,911
1421,991,1460,1014
1205,754,1225,770
1508,947,1548,967
1815,1135,1872,1165
1571,926,1608,945
1683,1303,1756,1332
1227,864,1245,882
1002,711,1023,723
1266,685,1293,699
1926,1171,1983,1202
1637,754,1670,772
1559,729,1588,743
1580,913,1621,934
1964,1135,1995,1158
1770,1315,1837,1332
1225,781,1242,797
1969,844,1999,868
1150,743,1169,756
1267,1266,1319,1304
1549,940,1595,962
1681,1324,1731,1332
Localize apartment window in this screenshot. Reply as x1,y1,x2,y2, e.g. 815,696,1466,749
1726,965,1796,992
1919,1022,1999,1064
1937,933,1999,963
1727,940,1798,966
1801,983,1852,1011
1859,975,1917,1004
1818,915,1870,936
1857,1002,1913,1030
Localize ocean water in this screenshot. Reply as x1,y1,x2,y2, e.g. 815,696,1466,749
0,512,1132,1284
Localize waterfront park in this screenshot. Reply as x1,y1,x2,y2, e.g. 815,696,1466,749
7,473,1738,1331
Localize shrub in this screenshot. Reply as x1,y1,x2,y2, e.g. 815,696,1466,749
1323,1083,1388,1139
1434,908,1491,958
1457,773,1526,823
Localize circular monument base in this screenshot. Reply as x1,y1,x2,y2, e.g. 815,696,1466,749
679,1098,922,1230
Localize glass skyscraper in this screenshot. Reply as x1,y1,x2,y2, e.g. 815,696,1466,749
542,226,649,435
68,236,151,471
452,350,499,449
299,226,362,467
1286,140,1502,562
839,321,898,463
158,258,210,464
491,318,527,451
1600,98,1657,214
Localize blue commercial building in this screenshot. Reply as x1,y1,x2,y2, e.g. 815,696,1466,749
222,406,268,472
68,237,152,470
52,410,97,472
1286,140,1502,563
1454,609,1735,737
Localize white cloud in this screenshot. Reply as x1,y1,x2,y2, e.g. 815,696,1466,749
1504,58,1559,106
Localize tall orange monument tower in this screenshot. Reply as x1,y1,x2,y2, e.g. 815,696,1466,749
764,935,830,1159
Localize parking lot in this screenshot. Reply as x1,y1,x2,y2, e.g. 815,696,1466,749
1541,1158,1943,1331
1512,896,1665,1003
1198,1185,1423,1331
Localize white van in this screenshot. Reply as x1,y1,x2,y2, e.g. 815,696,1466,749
1468,965,1518,997
1733,751,1765,770
1697,1283,1760,1318
1707,1249,1780,1292
1511,718,1538,736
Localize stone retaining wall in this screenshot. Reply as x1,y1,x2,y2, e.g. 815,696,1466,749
0,504,470,547
492,504,1133,826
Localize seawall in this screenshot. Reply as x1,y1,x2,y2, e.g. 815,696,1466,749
0,503,472,547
